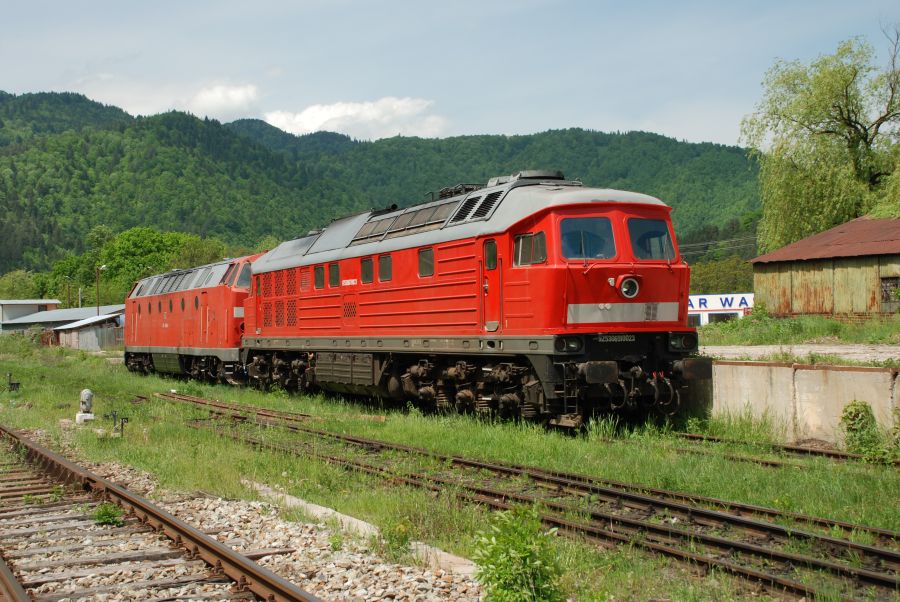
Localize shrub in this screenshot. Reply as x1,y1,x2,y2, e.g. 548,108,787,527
473,505,564,602
840,400,897,463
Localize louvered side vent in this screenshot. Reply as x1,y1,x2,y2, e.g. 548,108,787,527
300,269,310,291
286,268,297,296
274,271,284,296
262,303,273,327
471,191,503,219
449,196,481,223
275,300,285,327
262,273,273,297
287,300,297,326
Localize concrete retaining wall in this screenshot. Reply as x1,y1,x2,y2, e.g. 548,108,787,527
710,361,898,444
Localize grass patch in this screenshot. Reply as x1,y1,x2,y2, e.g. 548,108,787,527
698,308,900,346
0,334,897,599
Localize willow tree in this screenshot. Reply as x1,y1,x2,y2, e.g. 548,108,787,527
742,28,900,252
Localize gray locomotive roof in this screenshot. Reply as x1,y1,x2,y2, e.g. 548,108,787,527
131,258,235,298
253,179,667,275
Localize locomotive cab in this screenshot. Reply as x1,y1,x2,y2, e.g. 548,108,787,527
500,196,708,419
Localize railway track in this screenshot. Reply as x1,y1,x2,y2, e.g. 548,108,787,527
159,392,900,600
674,431,899,465
0,423,322,602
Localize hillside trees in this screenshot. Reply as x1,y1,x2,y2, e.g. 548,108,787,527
742,28,900,252
39,226,232,307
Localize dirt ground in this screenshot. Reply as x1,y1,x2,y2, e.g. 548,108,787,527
701,343,900,363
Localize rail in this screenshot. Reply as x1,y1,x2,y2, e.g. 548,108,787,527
0,423,322,602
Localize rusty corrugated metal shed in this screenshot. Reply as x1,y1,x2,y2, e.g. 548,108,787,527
752,217,900,264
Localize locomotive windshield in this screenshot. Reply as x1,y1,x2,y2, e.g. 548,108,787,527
628,218,675,260
560,217,615,259
235,263,252,288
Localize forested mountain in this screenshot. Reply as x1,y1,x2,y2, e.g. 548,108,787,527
226,121,760,234
0,97,359,272
0,92,131,146
0,91,759,274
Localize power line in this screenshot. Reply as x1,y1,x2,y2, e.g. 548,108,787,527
678,235,758,249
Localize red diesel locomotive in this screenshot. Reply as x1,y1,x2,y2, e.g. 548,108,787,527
124,254,261,381
125,171,710,425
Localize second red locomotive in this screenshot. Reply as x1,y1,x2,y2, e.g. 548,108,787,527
125,170,710,426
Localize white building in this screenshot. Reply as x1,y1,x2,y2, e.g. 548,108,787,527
0,299,61,331
687,293,754,327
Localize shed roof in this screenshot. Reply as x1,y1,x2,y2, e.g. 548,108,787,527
0,299,61,305
3,304,125,325
751,217,900,264
53,313,120,331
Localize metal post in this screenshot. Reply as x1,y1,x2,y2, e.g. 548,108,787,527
95,265,107,316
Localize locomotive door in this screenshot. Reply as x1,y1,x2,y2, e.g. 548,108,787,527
199,291,209,344
482,239,501,332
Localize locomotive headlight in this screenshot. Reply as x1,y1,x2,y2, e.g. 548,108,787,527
554,336,583,353
620,277,639,299
668,333,698,351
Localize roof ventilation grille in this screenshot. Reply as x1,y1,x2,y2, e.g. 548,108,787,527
449,196,481,223
471,191,503,219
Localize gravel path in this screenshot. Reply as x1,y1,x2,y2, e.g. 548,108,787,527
701,343,900,364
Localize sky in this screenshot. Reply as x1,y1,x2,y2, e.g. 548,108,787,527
1,0,897,146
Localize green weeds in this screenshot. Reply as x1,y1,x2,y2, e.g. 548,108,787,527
472,505,564,602
92,502,125,526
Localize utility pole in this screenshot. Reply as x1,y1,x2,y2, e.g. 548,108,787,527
95,265,107,316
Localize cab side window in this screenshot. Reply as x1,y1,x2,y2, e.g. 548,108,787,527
513,232,546,266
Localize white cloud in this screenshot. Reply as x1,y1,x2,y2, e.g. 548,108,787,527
264,97,448,140
186,84,259,121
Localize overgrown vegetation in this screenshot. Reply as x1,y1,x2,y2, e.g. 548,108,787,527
840,401,899,463
92,501,125,526
698,307,900,346
472,505,564,602
0,335,898,599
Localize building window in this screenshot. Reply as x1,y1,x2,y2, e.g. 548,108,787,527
361,258,374,284
484,240,497,270
379,255,392,282
882,277,899,312
418,248,434,277
329,263,340,287
314,266,325,289
514,232,547,266
880,277,899,302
